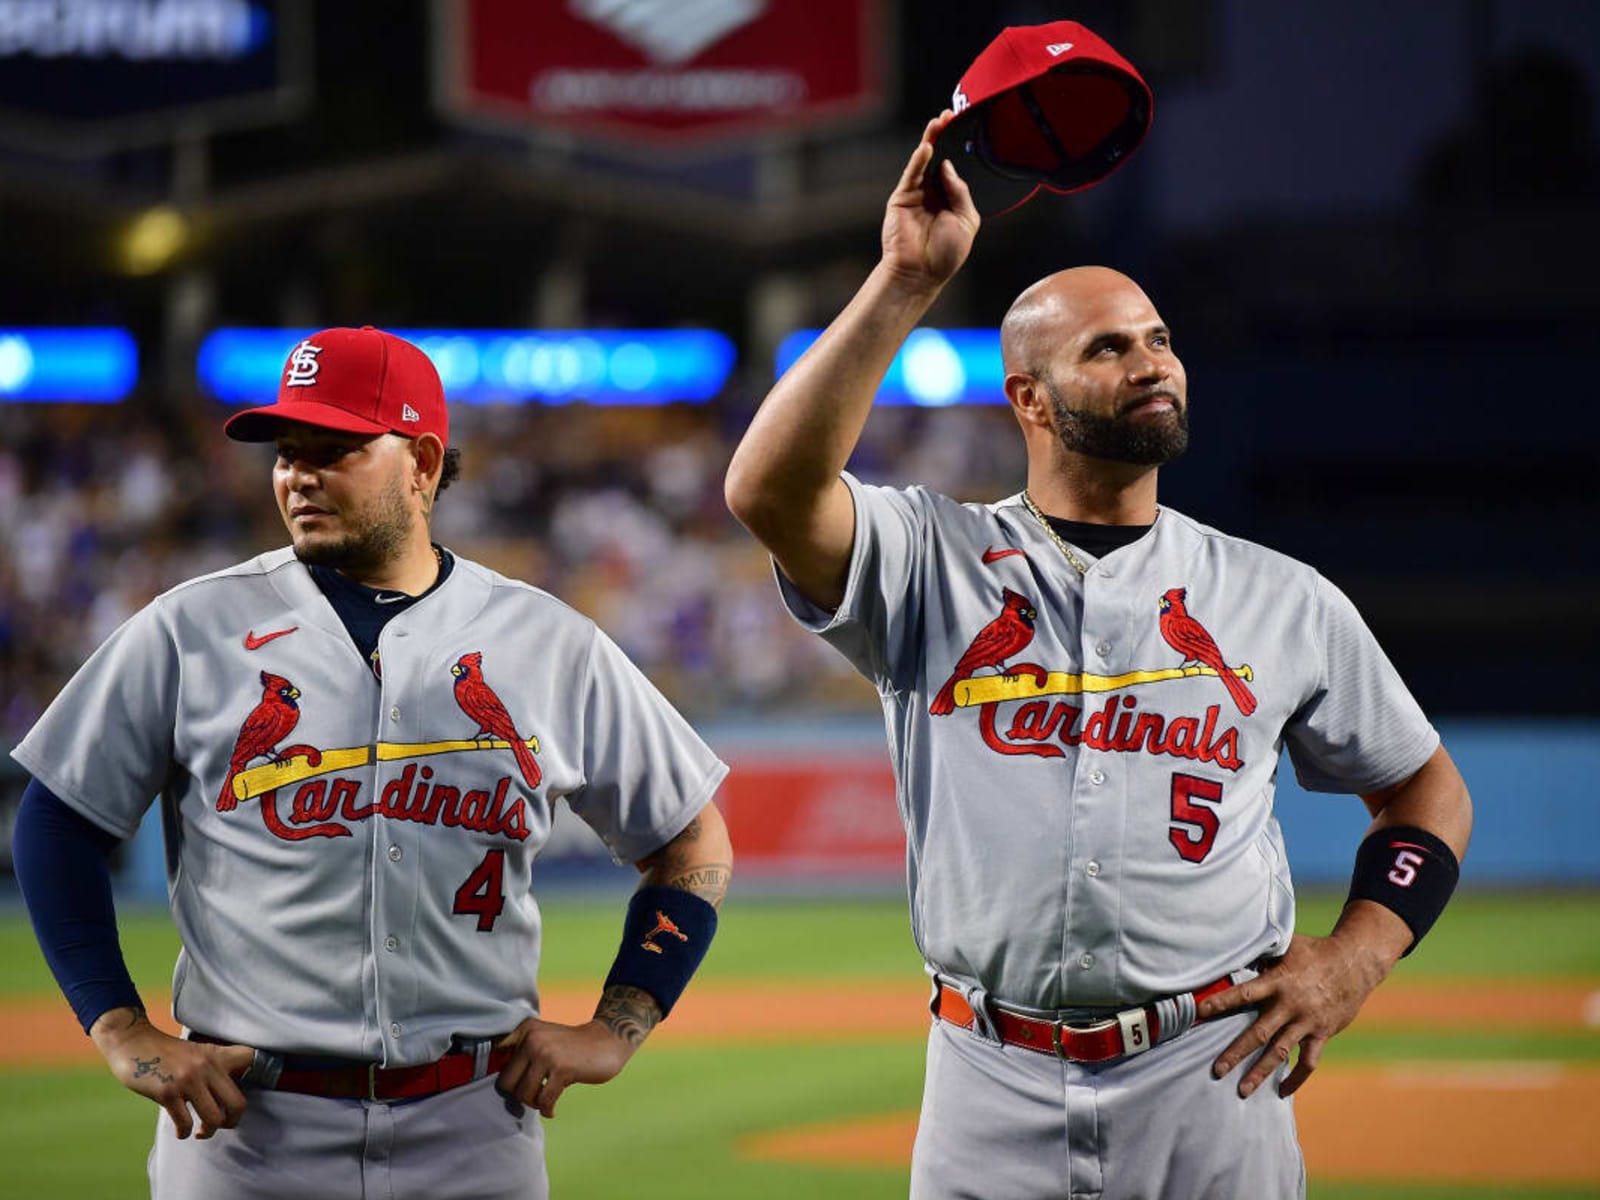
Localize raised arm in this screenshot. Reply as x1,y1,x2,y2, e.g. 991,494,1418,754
724,112,981,611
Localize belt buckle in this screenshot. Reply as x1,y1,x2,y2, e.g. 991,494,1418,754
1050,1014,1121,1062
366,1062,380,1102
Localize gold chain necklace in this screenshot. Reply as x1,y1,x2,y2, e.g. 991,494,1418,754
1020,490,1091,576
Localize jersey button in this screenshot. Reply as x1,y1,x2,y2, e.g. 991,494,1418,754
1095,641,1112,658
1086,861,1101,877
387,845,403,862
390,706,401,722
389,1022,402,1038
1089,768,1106,785
384,935,399,952
1078,953,1095,970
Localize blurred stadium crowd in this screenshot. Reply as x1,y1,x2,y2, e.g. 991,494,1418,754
0,388,1030,742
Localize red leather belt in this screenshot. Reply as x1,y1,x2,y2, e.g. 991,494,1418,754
194,1032,513,1101
272,1047,515,1101
935,975,1236,1063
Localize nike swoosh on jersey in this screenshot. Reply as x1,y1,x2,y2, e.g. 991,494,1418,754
244,627,299,650
982,546,1026,563
373,593,408,604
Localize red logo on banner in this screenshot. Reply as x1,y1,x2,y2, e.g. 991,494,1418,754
441,0,886,146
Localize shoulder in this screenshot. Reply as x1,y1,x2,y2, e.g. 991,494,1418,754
1158,507,1321,588
847,472,1017,530
142,547,302,613
447,553,600,637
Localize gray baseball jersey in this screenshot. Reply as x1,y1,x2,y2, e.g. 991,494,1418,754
779,473,1439,1011
13,546,727,1066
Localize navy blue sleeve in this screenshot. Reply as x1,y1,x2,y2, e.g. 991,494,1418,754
11,778,145,1033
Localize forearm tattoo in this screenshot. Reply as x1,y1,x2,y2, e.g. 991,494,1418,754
595,985,662,1048
640,815,732,908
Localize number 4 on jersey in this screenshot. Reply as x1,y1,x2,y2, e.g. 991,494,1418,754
453,848,506,931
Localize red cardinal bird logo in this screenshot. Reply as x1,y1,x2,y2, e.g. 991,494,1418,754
451,651,542,791
217,671,303,811
1158,587,1257,716
930,588,1038,715
641,911,690,954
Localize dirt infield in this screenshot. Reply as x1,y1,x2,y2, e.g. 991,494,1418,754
6,978,1596,1186
741,1063,1600,1185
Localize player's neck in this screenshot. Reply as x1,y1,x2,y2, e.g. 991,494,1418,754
1027,457,1159,525
335,536,442,596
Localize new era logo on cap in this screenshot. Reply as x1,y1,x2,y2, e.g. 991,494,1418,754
926,20,1153,217
223,326,450,445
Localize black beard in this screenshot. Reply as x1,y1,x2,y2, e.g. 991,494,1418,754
289,480,412,573
1046,380,1190,466
290,525,408,573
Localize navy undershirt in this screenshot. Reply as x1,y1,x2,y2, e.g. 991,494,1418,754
14,546,456,1032
1043,515,1153,561
307,544,454,675
12,779,138,1032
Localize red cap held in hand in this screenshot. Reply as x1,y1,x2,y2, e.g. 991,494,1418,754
224,326,449,445
928,21,1153,216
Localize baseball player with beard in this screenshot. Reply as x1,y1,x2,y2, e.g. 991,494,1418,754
725,113,1473,1199
11,326,731,1200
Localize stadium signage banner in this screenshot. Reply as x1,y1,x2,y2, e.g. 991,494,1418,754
436,0,885,148
0,0,309,152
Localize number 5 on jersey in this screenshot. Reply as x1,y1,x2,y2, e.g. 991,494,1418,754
1169,773,1223,863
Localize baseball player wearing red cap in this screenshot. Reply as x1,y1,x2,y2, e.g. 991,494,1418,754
11,326,732,1199
725,32,1473,1196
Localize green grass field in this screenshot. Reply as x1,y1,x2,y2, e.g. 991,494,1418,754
2,889,1596,1199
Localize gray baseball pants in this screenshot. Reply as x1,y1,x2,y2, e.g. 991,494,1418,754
149,1074,548,1200
910,1008,1305,1200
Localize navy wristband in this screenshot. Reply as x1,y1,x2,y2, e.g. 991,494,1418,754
1346,825,1460,955
602,886,718,1018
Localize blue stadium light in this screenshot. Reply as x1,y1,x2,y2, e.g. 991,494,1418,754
198,329,737,406
776,328,1006,406
0,328,138,402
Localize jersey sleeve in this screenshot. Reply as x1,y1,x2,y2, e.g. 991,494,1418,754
10,601,179,840
564,626,729,863
774,471,929,687
1282,574,1440,794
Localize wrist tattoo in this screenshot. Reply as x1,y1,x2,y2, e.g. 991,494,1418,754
595,985,661,1049
132,1057,174,1083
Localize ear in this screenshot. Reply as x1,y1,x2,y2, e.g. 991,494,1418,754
1004,371,1054,435
410,433,445,498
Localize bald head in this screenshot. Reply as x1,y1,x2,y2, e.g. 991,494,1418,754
1000,267,1157,378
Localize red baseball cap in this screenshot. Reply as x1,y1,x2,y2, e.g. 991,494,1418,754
926,21,1153,216
223,326,449,444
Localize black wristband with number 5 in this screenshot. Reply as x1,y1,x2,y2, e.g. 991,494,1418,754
1345,825,1461,955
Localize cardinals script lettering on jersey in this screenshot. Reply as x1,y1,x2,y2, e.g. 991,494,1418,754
978,693,1243,771
213,656,544,842
931,587,1252,771
252,766,534,843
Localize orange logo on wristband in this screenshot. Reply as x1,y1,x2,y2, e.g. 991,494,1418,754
642,911,690,954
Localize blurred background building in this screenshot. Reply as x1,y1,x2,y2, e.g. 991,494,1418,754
2,0,1597,889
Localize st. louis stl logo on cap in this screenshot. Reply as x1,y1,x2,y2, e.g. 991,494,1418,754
285,340,324,388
